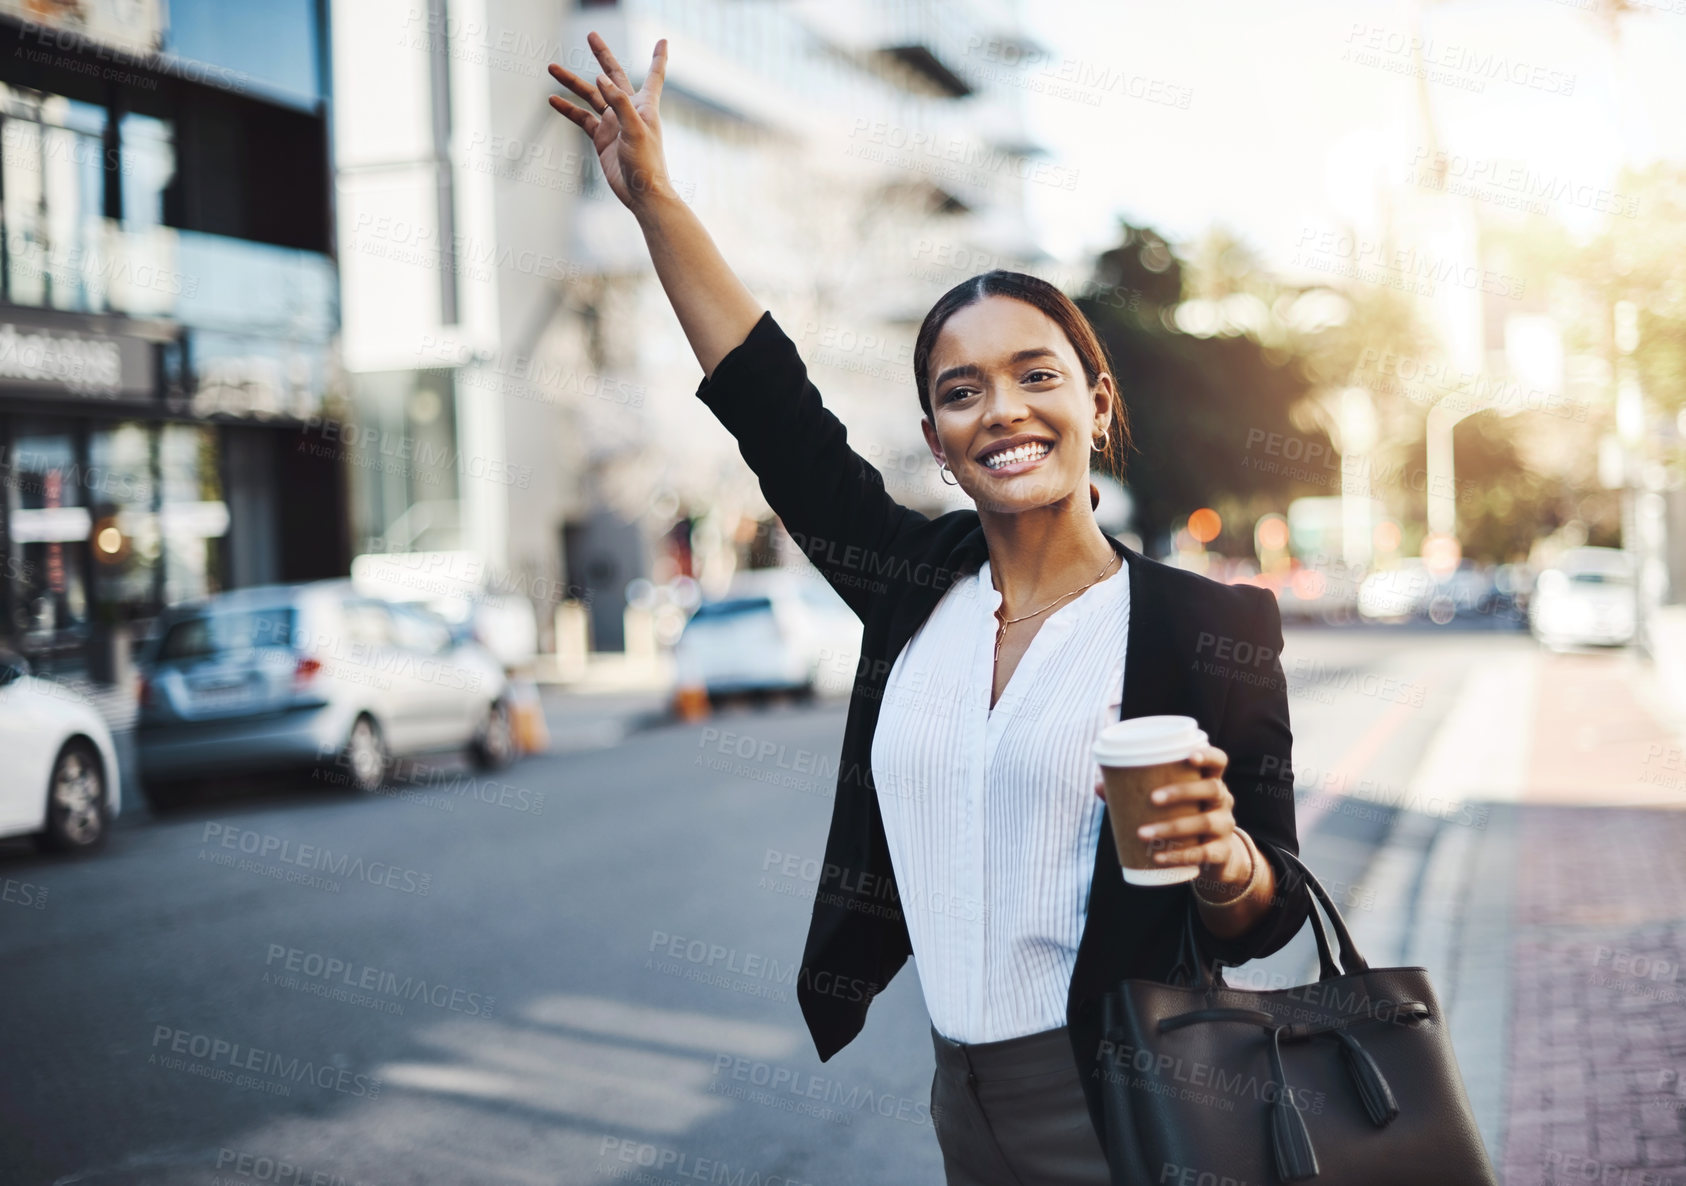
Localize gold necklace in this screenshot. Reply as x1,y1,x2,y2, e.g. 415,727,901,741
992,548,1120,661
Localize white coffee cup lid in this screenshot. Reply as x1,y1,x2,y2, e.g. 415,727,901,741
1093,715,1207,767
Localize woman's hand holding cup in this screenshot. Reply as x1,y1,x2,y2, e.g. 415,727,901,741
1092,717,1247,887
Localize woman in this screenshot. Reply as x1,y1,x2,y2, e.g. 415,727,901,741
548,34,1312,1186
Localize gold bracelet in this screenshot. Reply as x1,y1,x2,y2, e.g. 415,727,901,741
1192,828,1259,909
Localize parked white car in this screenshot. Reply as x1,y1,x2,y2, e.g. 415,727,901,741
135,581,512,806
1358,560,1436,622
1530,547,1636,650
0,653,121,853
674,567,863,702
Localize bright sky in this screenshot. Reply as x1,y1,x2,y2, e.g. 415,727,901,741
1019,0,1686,270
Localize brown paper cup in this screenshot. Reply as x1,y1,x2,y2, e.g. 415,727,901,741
1093,716,1209,886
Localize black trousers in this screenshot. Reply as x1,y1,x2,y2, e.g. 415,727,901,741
929,1022,1112,1186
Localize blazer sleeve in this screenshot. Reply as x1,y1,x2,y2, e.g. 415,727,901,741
1195,583,1313,967
694,310,928,620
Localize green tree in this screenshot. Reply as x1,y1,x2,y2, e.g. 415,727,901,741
1075,222,1332,552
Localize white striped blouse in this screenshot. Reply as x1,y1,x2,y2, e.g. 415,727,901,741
870,556,1131,1045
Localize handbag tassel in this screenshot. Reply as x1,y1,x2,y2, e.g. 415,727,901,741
1270,1090,1320,1182
1268,1025,1320,1182
1336,1030,1400,1127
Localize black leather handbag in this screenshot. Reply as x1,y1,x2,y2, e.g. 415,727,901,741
1096,848,1499,1185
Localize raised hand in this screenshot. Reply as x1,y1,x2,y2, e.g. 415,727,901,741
547,32,673,212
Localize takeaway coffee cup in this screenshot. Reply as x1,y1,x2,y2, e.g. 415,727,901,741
1092,715,1210,886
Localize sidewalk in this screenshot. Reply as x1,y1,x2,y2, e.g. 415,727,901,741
1347,639,1686,1182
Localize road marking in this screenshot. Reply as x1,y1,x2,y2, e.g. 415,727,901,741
1404,647,1539,808
1298,697,1419,832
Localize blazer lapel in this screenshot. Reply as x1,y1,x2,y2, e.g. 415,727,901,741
1070,538,1208,1003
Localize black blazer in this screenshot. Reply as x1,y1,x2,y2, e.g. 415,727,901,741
693,310,1312,1160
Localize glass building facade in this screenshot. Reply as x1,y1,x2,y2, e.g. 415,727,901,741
0,0,345,678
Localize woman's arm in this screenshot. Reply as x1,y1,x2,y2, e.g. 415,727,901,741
546,34,759,377
1132,585,1311,961
546,34,927,616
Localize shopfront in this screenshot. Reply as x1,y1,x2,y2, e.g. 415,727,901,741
0,308,345,681
0,5,346,681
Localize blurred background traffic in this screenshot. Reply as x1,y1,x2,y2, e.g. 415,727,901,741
3,1,1686,1184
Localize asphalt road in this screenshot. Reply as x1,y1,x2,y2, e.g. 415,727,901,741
0,622,1529,1186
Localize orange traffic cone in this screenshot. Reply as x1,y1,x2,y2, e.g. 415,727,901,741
506,679,550,754
674,683,710,722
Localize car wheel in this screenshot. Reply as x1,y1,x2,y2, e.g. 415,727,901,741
38,739,108,853
470,699,515,771
338,715,388,793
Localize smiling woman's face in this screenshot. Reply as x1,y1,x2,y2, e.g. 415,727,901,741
920,295,1113,514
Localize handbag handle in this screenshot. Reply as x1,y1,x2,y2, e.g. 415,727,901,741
1173,843,1371,991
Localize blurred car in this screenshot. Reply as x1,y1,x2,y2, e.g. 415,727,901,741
673,567,863,703
1272,563,1362,624
1529,547,1636,650
1424,561,1500,624
0,651,121,853
134,581,512,805
1358,560,1435,622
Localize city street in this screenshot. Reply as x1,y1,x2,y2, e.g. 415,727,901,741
4,622,1685,1185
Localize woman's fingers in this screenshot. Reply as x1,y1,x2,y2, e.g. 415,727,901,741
645,38,668,103
587,30,636,95
547,62,606,113
1188,745,1229,776
546,92,600,136
1151,837,1233,866
598,76,645,137
1138,808,1228,843
1148,778,1233,810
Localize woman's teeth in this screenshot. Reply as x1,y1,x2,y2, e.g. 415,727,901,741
982,442,1051,470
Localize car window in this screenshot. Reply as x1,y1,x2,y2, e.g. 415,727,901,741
158,607,295,660
341,600,394,648
688,597,774,621
390,605,452,654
